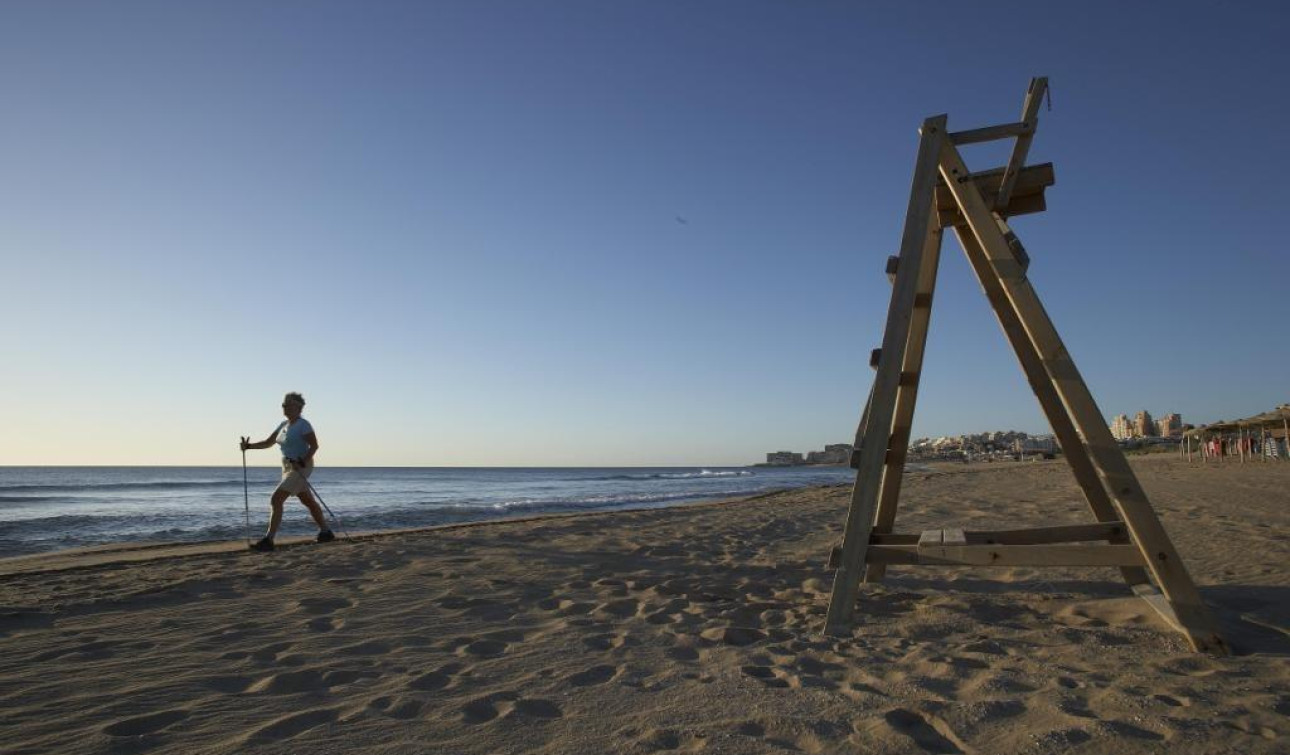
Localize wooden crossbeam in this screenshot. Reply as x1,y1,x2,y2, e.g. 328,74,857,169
867,544,1146,568
949,121,1032,145
827,521,1132,567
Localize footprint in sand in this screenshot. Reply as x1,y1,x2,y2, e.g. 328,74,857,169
461,693,563,724
461,694,514,724
307,616,344,633
102,709,190,737
880,708,966,754
594,598,641,620
35,639,142,662
385,697,425,720
295,596,353,615
336,639,394,656
458,639,508,657
200,675,254,694
741,665,790,689
632,727,707,752
643,598,691,625
567,664,619,687
582,633,626,651
665,642,700,662
700,626,767,647
409,662,467,691
250,641,295,664
245,708,339,743
250,669,329,694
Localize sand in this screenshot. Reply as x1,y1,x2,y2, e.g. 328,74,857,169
1,455,1287,754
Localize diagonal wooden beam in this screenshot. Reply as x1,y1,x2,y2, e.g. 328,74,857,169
995,77,1048,209
825,115,947,636
939,140,1227,655
949,226,1149,586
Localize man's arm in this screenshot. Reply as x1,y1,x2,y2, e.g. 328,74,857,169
302,432,319,464
241,431,279,451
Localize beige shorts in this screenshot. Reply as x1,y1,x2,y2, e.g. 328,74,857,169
276,458,314,495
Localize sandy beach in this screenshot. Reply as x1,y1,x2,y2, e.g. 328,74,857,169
2,456,1286,754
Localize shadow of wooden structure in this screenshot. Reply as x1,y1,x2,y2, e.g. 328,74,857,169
824,77,1227,654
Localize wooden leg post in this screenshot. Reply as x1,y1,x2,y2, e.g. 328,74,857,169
825,115,947,636
952,227,1149,586
864,221,944,583
939,141,1227,654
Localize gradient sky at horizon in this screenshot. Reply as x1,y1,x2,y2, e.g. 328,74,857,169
2,2,1287,466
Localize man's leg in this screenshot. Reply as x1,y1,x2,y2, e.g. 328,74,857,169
297,488,328,531
267,489,290,539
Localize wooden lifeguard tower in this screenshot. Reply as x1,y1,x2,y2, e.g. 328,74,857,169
825,78,1227,654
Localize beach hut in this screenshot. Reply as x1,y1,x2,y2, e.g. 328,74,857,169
1183,405,1289,464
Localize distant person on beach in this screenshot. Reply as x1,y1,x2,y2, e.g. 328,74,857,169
240,392,334,552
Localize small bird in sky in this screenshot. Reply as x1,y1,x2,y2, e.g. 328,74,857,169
675,215,689,225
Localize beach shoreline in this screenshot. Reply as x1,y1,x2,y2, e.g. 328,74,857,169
2,456,1286,754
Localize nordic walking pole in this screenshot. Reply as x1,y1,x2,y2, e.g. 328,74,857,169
240,437,253,545
305,478,348,540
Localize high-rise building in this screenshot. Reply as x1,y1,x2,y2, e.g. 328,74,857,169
1157,413,1182,438
766,451,804,466
1111,414,1131,440
1134,410,1156,437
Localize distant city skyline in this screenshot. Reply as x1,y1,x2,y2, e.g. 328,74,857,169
2,3,1288,466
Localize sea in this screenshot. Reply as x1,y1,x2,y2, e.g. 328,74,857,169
0,465,858,557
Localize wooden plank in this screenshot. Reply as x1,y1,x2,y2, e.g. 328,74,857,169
939,141,1227,654
935,162,1054,210
825,115,947,636
837,521,1130,563
949,120,1032,145
969,521,1127,545
939,192,1045,228
918,529,943,547
943,528,967,546
866,544,1147,567
995,76,1048,208
950,225,1149,585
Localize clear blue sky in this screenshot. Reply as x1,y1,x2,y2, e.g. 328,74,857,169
2,2,1286,466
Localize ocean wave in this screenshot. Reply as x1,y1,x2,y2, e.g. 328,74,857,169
486,488,751,510
0,479,246,495
591,469,754,482
0,496,60,504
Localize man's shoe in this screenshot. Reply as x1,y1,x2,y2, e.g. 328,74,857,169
317,529,336,543
250,537,275,552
